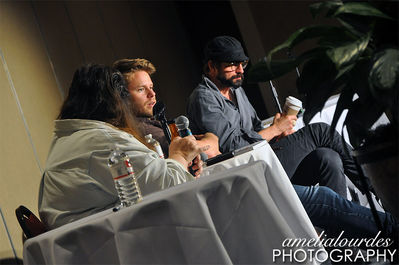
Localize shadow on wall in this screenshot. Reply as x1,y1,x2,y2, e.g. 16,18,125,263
0,258,23,265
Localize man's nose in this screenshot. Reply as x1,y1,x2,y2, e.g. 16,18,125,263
148,89,156,97
236,63,244,73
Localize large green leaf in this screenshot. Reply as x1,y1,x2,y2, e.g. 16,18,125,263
326,32,370,69
369,48,399,91
247,59,297,82
337,17,371,37
309,1,343,18
267,25,343,61
333,2,391,39
248,47,326,82
369,48,399,108
332,2,393,20
336,62,355,79
317,27,358,48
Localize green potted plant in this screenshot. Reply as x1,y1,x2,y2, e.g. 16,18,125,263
248,0,398,218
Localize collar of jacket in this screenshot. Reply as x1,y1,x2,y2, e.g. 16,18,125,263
202,75,239,93
54,119,117,134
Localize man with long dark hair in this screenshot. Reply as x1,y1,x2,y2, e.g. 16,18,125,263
39,64,205,229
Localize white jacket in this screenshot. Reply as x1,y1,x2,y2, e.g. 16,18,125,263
39,119,194,229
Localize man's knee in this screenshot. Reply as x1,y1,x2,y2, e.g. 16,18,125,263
307,122,331,133
292,148,344,184
314,148,343,170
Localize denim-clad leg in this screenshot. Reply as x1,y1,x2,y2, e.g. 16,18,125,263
271,123,363,192
294,185,397,239
292,148,347,197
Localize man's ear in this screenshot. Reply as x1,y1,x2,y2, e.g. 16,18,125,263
208,60,217,75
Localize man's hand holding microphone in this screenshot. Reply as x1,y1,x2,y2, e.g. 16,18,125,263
168,115,209,178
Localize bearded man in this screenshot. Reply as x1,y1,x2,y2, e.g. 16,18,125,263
187,35,366,198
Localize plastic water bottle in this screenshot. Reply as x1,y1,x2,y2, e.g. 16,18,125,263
145,134,164,159
107,149,143,207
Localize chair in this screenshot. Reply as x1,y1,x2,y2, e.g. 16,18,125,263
15,205,47,239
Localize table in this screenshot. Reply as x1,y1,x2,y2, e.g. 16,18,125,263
202,140,319,240
24,151,323,264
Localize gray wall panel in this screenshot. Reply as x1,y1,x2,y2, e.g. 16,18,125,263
33,1,85,97
66,1,115,64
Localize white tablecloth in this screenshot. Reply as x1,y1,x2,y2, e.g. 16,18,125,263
24,147,323,264
202,141,319,242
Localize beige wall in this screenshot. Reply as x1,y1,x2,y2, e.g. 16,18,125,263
0,1,63,259
0,0,199,260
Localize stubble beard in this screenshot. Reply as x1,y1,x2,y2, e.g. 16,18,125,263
133,106,153,118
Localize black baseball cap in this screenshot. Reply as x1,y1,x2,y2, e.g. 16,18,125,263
203,36,249,63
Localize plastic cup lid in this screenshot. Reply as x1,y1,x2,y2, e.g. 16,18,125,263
286,96,302,108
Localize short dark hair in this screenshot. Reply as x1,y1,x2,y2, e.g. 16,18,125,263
203,60,221,74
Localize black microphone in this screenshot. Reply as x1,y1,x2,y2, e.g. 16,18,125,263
199,152,208,164
175,115,208,162
153,102,172,143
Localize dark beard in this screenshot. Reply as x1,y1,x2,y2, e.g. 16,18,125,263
217,73,244,88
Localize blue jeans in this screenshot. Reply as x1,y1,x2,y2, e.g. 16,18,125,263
294,185,397,240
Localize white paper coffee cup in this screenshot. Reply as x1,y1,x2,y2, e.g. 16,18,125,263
283,96,302,116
